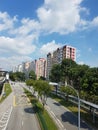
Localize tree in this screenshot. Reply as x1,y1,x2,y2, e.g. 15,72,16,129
29,70,36,80
61,59,77,85
9,72,25,81
49,64,61,83
35,80,51,107
60,85,75,101
39,76,46,80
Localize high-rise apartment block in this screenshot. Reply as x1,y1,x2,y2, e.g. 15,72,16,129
13,45,76,81
46,45,76,80
35,58,46,79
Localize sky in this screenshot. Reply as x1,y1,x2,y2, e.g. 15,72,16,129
0,0,98,71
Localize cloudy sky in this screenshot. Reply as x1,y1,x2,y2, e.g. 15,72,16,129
0,0,98,71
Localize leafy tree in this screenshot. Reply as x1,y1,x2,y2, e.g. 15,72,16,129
61,59,77,85
9,72,16,81
25,79,36,94
70,64,89,92
39,76,46,80
26,79,34,86
29,70,36,80
60,85,76,101
34,80,51,107
9,72,25,81
49,64,61,83
16,72,25,81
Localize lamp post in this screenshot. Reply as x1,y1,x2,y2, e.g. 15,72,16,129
70,84,80,130
77,90,80,130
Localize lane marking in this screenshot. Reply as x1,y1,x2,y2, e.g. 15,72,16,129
22,121,24,126
27,97,30,103
50,111,55,117
13,96,16,107
57,118,64,128
0,106,13,130
46,108,64,129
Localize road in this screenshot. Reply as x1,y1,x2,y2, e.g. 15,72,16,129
0,81,40,130
46,97,93,130
21,82,94,130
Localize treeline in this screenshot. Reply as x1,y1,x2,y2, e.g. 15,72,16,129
49,59,98,104
9,72,25,81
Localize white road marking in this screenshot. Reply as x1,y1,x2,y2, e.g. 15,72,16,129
0,106,13,130
57,118,64,128
47,109,64,129
22,121,24,126
50,111,55,117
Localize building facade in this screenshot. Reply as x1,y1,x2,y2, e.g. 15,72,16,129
46,45,76,80
62,45,76,61
46,53,53,80
35,58,46,79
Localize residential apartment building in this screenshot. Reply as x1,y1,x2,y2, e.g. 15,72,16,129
46,45,76,80
35,58,46,79
12,45,76,81
17,64,23,72
46,53,53,80
62,45,76,61
28,60,36,73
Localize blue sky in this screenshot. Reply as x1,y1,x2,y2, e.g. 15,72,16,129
0,0,98,70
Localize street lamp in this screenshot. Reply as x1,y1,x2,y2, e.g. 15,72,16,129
69,85,80,130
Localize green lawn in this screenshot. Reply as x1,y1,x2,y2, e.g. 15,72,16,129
24,88,58,130
0,83,12,103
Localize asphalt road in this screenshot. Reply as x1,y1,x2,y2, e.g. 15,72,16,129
46,97,94,130
1,82,40,130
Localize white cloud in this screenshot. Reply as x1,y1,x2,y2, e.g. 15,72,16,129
0,36,36,55
40,40,62,55
0,56,32,71
90,16,98,27
9,18,40,36
0,11,17,31
37,0,86,34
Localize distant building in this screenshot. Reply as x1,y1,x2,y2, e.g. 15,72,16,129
17,64,23,72
28,60,36,73
62,45,76,61
12,45,76,81
35,58,46,79
22,61,31,78
46,53,53,81
46,45,76,80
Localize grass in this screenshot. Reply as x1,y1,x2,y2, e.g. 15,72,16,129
24,88,58,130
0,83,12,103
50,93,98,129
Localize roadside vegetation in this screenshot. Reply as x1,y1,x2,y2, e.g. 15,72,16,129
49,59,98,104
24,88,58,130
9,71,25,81
0,83,12,103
